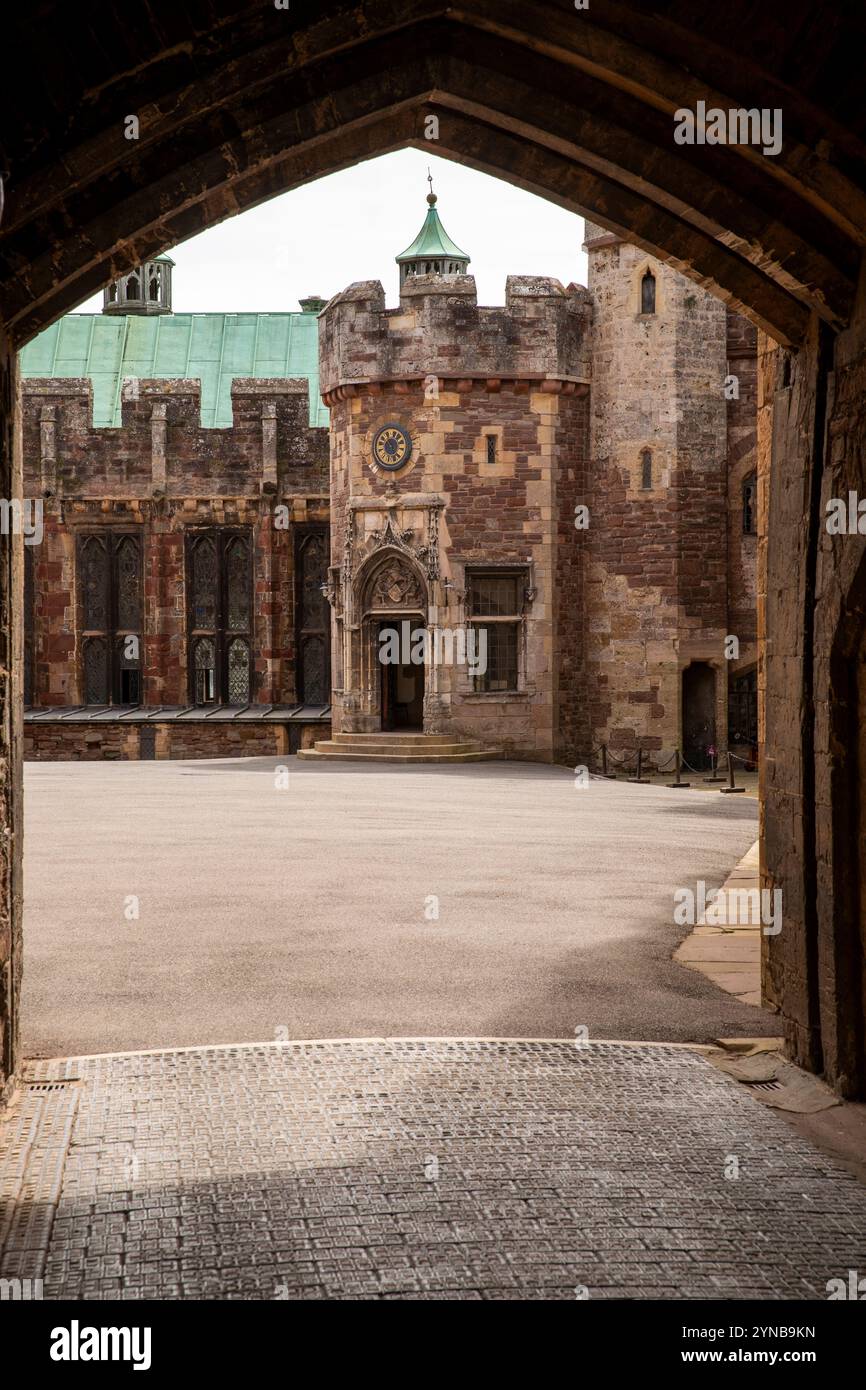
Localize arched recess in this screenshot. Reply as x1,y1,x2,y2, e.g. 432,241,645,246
343,549,429,733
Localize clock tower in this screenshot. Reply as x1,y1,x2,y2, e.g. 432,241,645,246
318,185,592,757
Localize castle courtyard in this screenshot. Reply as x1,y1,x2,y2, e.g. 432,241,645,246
22,758,772,1059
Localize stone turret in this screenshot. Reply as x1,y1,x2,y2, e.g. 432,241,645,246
318,268,592,761
103,253,174,315
395,180,470,287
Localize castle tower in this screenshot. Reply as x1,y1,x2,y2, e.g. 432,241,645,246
582,220,738,770
319,189,592,761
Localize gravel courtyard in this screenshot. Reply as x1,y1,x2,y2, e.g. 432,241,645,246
22,758,775,1057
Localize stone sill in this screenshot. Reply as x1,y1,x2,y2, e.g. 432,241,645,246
457,690,534,701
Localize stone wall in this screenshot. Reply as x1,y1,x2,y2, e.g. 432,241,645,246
583,226,731,764
726,312,759,653
22,377,329,713
24,719,326,760
762,279,866,1097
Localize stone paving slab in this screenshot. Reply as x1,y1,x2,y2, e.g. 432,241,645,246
2,1039,865,1300
674,840,764,1004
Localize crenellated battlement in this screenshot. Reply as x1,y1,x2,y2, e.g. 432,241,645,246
21,376,328,499
319,274,592,401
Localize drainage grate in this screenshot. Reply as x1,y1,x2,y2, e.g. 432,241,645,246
743,1078,783,1092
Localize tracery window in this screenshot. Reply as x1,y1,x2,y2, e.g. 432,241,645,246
77,531,143,704
186,529,253,704
295,527,330,704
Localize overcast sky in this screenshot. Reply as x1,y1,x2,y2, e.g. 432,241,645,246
77,150,589,315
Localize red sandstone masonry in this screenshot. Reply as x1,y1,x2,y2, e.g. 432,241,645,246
22,377,330,714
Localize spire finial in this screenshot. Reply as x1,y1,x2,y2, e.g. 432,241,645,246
426,168,436,206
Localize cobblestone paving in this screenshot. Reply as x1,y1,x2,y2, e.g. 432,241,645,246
2,1040,865,1300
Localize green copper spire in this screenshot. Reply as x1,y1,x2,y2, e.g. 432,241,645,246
396,175,470,286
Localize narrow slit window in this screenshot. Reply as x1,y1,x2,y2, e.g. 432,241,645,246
742,472,757,535
641,269,656,315
486,435,497,465
640,449,653,490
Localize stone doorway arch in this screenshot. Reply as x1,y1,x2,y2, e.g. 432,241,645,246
345,550,429,734
2,2,866,1090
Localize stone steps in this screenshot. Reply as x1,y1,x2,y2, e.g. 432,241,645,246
331,732,458,747
298,732,498,763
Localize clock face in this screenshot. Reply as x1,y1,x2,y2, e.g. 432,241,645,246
372,422,412,472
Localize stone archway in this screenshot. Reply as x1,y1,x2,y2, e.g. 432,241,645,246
342,551,429,734
2,1,866,1091
3,2,865,345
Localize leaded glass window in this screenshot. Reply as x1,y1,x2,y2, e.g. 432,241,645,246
80,535,110,631
469,574,520,618
83,637,109,704
227,638,250,705
186,528,253,704
77,531,142,705
295,527,330,704
116,535,142,630
467,569,526,693
190,535,218,630
193,637,216,704
226,536,251,632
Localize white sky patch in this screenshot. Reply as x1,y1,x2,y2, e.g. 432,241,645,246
74,150,588,314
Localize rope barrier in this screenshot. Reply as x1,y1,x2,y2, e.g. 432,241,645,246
591,743,757,782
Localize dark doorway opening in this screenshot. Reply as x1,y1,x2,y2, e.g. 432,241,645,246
380,620,424,731
682,661,717,771
728,666,758,767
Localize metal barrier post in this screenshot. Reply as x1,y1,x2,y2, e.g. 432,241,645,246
720,750,746,793
666,749,690,789
627,747,648,784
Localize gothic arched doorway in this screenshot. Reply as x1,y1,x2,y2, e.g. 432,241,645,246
358,552,428,733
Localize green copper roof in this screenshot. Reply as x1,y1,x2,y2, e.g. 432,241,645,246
396,195,470,265
19,312,327,429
